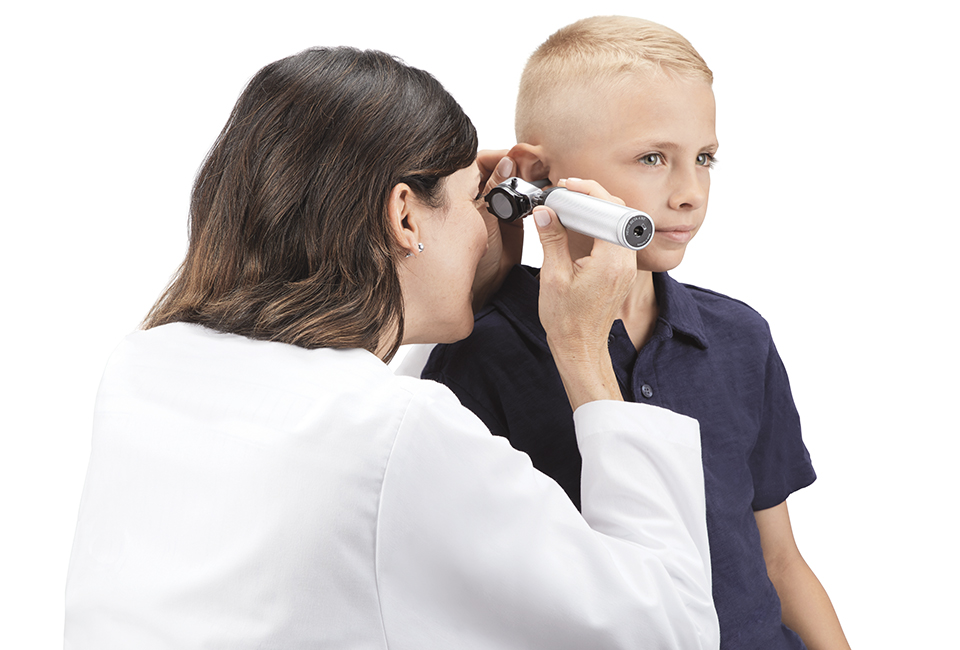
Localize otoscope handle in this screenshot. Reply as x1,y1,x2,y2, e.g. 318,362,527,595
542,188,655,250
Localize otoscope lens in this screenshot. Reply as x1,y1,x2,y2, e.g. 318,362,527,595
489,192,514,220
624,214,653,248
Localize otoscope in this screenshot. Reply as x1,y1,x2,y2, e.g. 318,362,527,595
484,177,655,250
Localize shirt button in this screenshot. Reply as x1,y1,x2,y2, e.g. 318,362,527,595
640,384,654,399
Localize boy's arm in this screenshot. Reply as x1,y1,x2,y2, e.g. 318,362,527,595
754,501,851,650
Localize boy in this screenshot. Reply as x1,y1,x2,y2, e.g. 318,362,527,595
422,16,849,650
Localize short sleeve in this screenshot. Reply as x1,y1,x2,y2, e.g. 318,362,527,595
748,338,816,511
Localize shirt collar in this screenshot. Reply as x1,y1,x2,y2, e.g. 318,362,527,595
490,265,709,350
653,272,709,349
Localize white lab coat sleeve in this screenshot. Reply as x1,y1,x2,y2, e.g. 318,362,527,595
375,382,719,650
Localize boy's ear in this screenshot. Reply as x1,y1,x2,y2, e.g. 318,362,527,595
508,143,550,183
387,183,423,256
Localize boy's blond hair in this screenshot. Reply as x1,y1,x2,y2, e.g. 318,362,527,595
516,16,712,145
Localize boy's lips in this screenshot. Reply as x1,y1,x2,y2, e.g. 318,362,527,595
655,226,696,244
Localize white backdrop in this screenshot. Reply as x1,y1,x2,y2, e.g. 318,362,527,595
2,1,956,647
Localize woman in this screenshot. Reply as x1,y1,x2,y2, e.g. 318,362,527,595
64,47,719,649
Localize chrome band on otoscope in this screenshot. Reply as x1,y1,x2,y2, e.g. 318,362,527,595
484,177,654,250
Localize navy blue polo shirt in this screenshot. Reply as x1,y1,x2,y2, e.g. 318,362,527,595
423,265,816,650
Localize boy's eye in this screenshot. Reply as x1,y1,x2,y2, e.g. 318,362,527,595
638,153,663,166
697,152,718,168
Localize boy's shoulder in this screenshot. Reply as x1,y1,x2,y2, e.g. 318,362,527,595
674,280,771,330
677,280,760,311
426,267,778,376
649,274,774,353
470,264,548,346
423,266,548,387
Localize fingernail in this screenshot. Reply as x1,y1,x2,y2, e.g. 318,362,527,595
497,157,514,177
533,207,551,227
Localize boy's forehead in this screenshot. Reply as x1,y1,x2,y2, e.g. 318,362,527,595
542,72,716,153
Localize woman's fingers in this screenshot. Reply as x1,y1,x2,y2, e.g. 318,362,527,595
476,150,513,195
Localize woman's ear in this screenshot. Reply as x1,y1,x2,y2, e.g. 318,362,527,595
508,143,551,183
387,183,422,256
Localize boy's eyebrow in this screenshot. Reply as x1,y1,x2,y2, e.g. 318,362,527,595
637,140,720,152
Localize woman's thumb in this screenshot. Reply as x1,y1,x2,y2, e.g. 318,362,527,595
533,206,571,274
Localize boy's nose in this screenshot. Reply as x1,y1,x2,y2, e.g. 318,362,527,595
668,167,707,211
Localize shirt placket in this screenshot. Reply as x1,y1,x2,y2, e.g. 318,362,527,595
630,321,672,409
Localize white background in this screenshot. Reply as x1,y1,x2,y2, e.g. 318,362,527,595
2,1,957,647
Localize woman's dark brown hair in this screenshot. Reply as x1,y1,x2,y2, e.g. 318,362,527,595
143,47,478,361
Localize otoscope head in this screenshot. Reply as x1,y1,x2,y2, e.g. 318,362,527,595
484,177,544,222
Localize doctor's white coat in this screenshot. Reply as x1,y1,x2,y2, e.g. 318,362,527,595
65,322,719,649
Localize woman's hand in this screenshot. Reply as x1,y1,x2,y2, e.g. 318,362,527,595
534,179,638,411
471,150,524,311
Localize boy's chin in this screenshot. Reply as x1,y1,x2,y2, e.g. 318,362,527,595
635,249,688,273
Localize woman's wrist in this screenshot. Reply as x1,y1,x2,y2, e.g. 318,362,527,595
550,341,623,410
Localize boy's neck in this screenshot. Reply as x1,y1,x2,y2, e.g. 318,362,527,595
565,231,659,350
618,270,658,351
